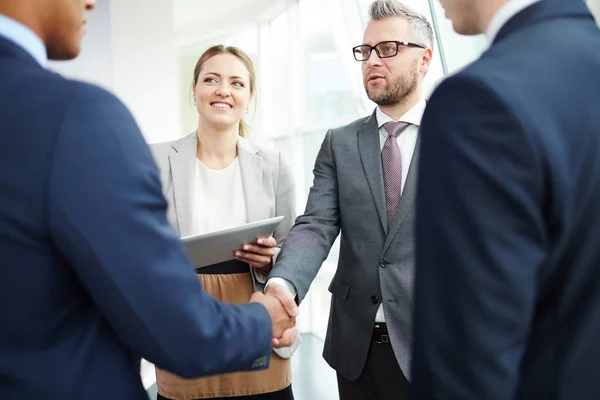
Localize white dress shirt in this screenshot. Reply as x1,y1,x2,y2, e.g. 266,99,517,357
487,0,544,43
0,14,47,67
267,99,426,324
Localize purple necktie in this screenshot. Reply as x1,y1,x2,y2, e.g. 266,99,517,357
382,121,409,228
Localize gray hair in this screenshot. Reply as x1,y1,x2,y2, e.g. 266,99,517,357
369,0,435,51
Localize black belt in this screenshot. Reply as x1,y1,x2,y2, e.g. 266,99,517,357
372,323,390,344
195,259,250,275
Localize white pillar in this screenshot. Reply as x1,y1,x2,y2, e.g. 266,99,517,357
110,0,180,143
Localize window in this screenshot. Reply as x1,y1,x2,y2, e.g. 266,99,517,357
300,0,359,131
269,11,291,135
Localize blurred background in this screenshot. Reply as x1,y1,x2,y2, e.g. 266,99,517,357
49,0,600,398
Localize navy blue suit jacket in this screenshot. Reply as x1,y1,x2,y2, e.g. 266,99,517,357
0,37,272,399
413,0,600,398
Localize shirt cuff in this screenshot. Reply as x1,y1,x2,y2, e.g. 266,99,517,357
265,277,297,298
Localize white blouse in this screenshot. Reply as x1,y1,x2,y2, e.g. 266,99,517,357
191,157,247,235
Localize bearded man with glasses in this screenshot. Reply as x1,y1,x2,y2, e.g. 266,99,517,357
266,1,433,399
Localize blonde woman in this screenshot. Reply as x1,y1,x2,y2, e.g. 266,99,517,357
151,45,296,400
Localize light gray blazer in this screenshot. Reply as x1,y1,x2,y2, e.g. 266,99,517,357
150,132,296,254
269,110,419,379
150,131,300,358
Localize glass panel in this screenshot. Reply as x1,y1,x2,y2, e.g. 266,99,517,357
270,11,290,134
429,0,487,74
300,0,359,131
227,26,259,54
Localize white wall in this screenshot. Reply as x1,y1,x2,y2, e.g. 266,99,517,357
49,0,181,144
110,0,180,143
48,0,113,90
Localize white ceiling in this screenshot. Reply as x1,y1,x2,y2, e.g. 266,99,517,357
172,0,295,46
173,0,246,30
173,0,286,31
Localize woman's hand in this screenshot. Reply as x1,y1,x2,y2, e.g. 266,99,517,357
234,236,276,270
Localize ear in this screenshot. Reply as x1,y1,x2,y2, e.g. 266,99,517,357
191,83,198,105
420,47,433,74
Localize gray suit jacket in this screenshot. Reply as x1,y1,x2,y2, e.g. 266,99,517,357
269,110,419,380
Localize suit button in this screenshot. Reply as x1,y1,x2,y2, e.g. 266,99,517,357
379,258,388,268
370,295,380,305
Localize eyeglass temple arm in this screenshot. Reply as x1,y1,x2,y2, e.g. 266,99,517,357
397,41,427,49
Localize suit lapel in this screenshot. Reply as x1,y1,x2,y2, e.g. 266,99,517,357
493,0,592,46
383,135,420,254
169,133,197,237
238,137,266,223
358,111,387,233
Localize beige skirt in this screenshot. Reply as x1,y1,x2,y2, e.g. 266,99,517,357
156,272,291,399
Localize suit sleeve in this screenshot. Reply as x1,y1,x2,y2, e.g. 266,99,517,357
252,150,297,284
411,75,547,399
268,130,341,302
47,84,273,378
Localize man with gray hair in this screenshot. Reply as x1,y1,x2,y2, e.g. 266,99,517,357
266,1,433,398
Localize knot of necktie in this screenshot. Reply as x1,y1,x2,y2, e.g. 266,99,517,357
383,121,410,138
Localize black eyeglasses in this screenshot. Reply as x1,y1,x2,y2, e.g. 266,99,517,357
352,40,426,61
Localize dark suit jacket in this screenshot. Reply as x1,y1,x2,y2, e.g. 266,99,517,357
412,0,600,399
0,36,272,399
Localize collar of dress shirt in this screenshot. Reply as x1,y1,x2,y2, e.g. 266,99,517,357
486,0,544,44
0,14,47,67
376,98,426,129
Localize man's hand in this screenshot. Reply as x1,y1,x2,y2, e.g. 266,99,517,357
264,282,298,319
250,291,296,348
264,283,298,348
234,236,276,271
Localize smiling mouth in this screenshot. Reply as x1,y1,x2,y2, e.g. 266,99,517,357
210,102,233,109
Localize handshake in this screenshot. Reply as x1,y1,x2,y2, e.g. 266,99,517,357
249,284,298,348
234,236,297,348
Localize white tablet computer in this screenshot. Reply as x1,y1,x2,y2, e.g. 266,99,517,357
181,216,284,268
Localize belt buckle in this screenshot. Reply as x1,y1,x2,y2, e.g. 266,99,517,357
381,333,389,343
